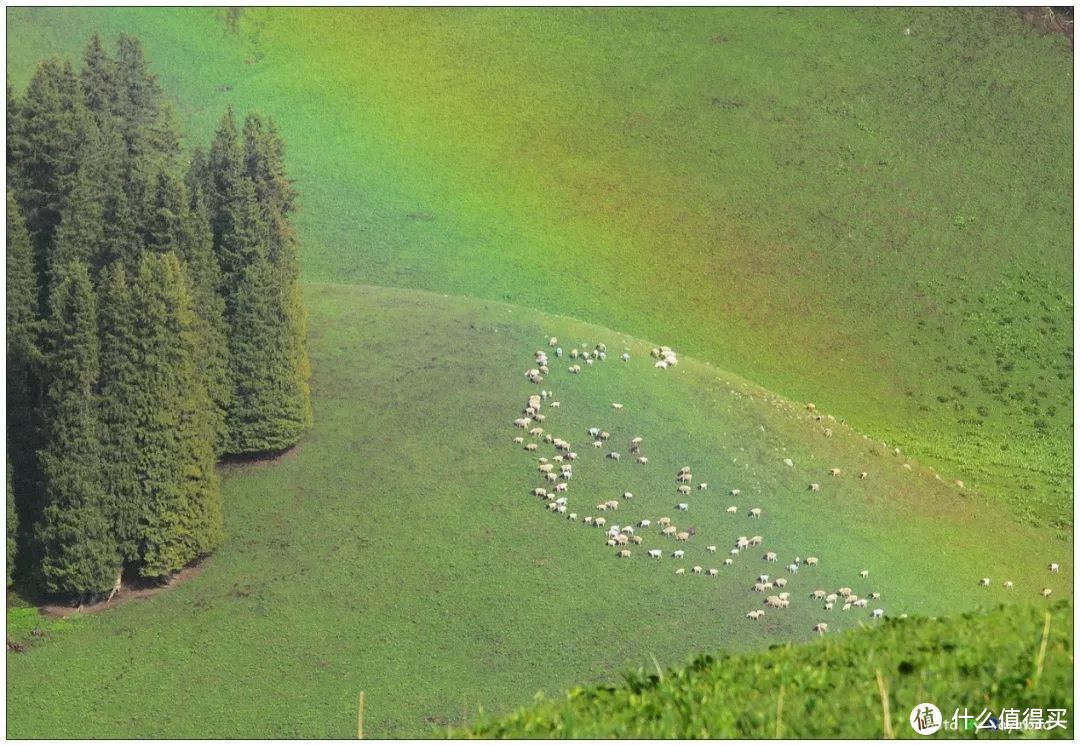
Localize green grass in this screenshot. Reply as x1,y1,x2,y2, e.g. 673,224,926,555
6,284,1071,737
455,600,1074,738
6,7,1072,528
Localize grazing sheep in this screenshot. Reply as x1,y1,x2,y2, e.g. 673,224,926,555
583,516,594,525
829,468,841,477
844,594,858,604
648,549,663,559
566,452,577,461
679,466,692,474
677,473,692,483
592,440,603,448
623,526,635,536
854,599,869,608
555,483,568,493
724,558,733,566
812,590,826,600
809,483,820,492
639,519,652,528
869,592,881,600
1049,562,1060,573
978,577,990,587
783,458,794,467
632,535,643,545
1042,587,1053,597
774,578,788,588
765,552,778,562
637,456,649,465
533,488,548,498
596,503,608,512
545,473,557,482
730,549,740,556
545,434,555,444
758,573,771,583
842,603,852,612
623,492,633,500
654,360,669,369
551,401,560,408
607,452,621,461
662,526,677,537
513,436,524,444
872,608,884,619
673,550,685,559
837,587,853,597
736,538,750,550
594,517,607,528
514,418,531,428
813,622,829,634
692,566,703,575
676,568,686,576
529,426,543,437
675,532,690,542
859,570,869,578
658,517,672,527
699,483,708,491
616,534,629,545
605,500,620,510
805,557,819,567
611,402,623,410
824,602,834,611
750,536,763,546
678,485,691,495
600,432,610,440
676,501,689,510
726,506,738,514
859,471,868,479
568,513,577,521
707,545,717,553
533,414,546,423
786,563,799,575
825,593,838,604
1003,581,1013,589
749,508,762,518
730,488,741,497
606,538,617,547
708,568,719,577
525,443,538,452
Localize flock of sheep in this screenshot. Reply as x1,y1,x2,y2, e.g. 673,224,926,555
512,336,1063,637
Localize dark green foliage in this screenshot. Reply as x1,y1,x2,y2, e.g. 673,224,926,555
7,456,17,587
225,256,311,453
96,263,142,563
36,264,119,597
131,253,222,577
9,33,309,595
8,58,96,301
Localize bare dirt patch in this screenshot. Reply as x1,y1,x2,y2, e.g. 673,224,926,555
38,562,206,620
1017,6,1074,44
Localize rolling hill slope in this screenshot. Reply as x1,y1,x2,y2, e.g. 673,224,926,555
6,285,1070,737
6,6,1073,528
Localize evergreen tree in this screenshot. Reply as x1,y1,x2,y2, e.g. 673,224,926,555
6,191,42,582
208,108,265,289
96,262,142,564
8,58,96,306
130,253,222,578
81,32,119,127
146,171,232,452
7,456,16,587
36,263,118,597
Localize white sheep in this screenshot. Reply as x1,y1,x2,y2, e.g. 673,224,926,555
623,492,633,500
707,545,717,553
708,568,719,577
639,519,652,528
765,552,778,562
1003,581,1013,589
637,456,649,465
512,436,524,444
673,550,685,559
730,489,740,497
723,558,733,566
675,532,690,542
813,623,829,635
648,549,662,559
675,568,686,576
1042,587,1053,597
692,566,703,575
805,557,819,567
657,517,672,527
726,506,737,514
859,570,869,578
607,452,621,461
1049,562,1060,573
749,508,762,518
978,577,990,587
594,517,606,528
698,483,708,491
824,602,834,611
809,483,820,492
677,485,691,496
611,402,623,410
676,502,689,511
872,608,884,619
568,513,577,521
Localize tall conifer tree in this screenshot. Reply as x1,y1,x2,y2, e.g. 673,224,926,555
36,264,118,597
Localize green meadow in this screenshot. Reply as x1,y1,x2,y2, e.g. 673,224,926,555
6,285,1071,737
6,6,1073,738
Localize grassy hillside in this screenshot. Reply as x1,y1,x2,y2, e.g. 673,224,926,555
6,285,1070,737
455,600,1074,738
7,7,1072,528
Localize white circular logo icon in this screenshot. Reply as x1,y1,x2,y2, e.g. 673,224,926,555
910,702,942,735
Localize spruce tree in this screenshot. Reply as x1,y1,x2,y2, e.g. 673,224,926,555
96,262,142,564
6,191,42,579
36,263,118,597
7,457,16,587
225,255,311,453
146,171,231,453
8,58,95,305
131,253,222,578
81,32,119,128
